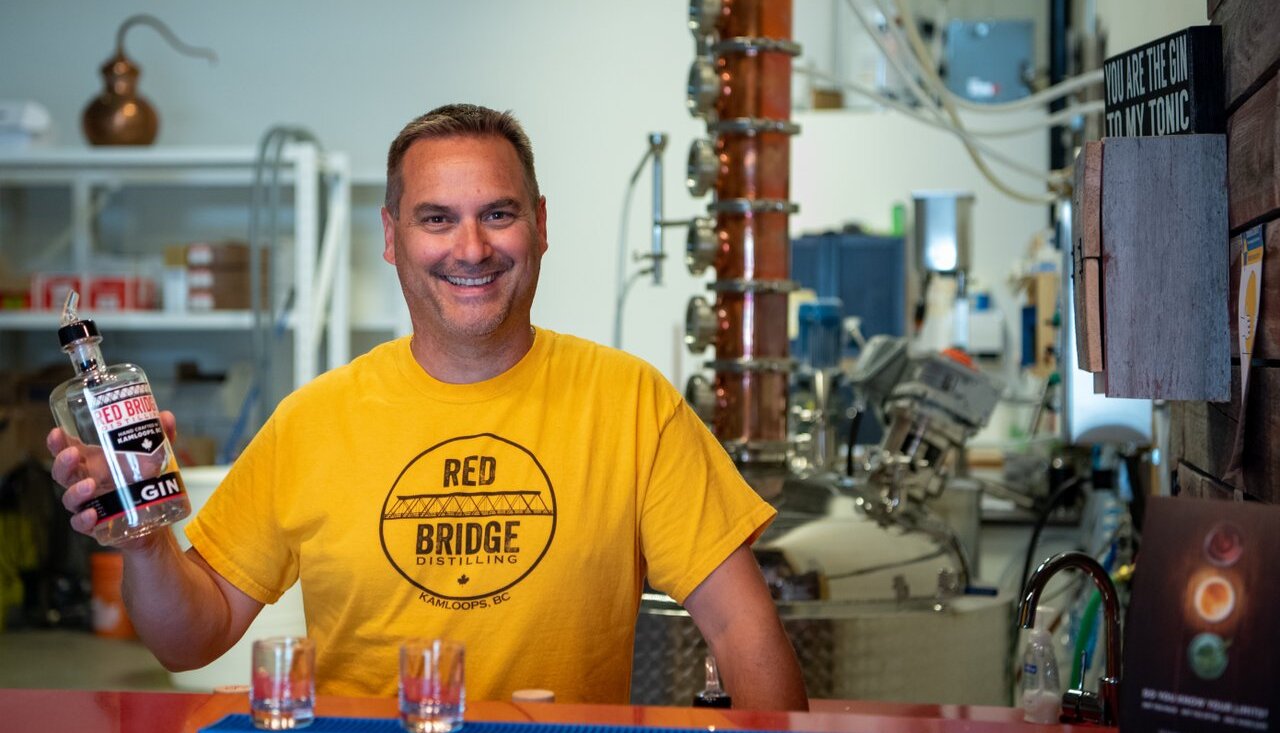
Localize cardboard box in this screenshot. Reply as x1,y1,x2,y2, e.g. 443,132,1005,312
185,265,269,311
163,244,187,268
184,241,251,269
86,276,157,311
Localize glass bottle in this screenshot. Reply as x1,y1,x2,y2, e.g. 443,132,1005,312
49,292,190,546
691,652,732,708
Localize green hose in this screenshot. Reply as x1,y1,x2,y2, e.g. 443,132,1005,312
1071,590,1103,686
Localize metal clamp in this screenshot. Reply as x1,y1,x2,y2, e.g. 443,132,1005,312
709,198,798,214
720,439,791,465
707,357,794,373
707,278,797,294
711,37,803,57
711,118,801,136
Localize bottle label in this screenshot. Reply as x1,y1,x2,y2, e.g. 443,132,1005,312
82,381,186,523
88,383,166,455
84,470,187,521
1024,662,1038,675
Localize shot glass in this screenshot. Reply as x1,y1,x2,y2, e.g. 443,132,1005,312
250,636,315,730
399,639,465,733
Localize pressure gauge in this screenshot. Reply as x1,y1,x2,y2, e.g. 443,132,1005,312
685,216,717,275
684,295,717,353
685,138,718,197
687,0,722,37
684,373,716,424
686,57,719,118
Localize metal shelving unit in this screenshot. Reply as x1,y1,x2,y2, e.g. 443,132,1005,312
0,144,352,390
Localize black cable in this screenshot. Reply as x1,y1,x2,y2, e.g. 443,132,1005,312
844,408,863,477
1017,474,1084,602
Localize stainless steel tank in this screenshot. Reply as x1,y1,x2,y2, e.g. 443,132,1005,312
632,475,1014,705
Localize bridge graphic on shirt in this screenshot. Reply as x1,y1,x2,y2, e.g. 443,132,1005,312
383,491,553,520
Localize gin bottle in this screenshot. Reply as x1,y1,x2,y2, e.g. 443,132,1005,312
49,292,190,546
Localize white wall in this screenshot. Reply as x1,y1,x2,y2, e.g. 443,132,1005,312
1097,0,1210,55
0,0,1206,392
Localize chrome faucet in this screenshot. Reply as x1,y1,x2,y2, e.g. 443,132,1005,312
1019,552,1121,727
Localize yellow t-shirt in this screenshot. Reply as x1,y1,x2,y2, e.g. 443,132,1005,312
186,329,774,703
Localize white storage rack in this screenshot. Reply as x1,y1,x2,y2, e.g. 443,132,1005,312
0,144,352,391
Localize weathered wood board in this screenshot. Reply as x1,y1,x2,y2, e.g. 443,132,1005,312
1072,142,1105,371
1101,134,1230,400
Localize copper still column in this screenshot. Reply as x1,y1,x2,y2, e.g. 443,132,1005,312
685,0,799,475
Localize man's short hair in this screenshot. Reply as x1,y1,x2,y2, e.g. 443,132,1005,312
384,103,540,218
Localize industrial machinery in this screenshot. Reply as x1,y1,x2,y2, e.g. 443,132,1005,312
631,0,1017,708
638,327,1010,704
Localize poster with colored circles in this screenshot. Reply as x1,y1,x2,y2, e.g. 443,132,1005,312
1120,497,1278,731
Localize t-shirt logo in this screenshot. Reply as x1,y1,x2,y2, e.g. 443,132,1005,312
380,433,556,605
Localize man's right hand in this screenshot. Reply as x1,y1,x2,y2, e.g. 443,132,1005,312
47,410,179,540
48,410,266,670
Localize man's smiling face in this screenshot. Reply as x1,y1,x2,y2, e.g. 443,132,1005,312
382,134,548,342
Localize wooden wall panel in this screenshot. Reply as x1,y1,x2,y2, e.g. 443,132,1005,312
1170,397,1235,479
1227,75,1280,230
1176,461,1237,500
1186,0,1280,505
1227,219,1280,359
1101,135,1230,400
1233,365,1280,503
1170,365,1280,503
1212,0,1280,109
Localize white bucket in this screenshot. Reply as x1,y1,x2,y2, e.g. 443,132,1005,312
169,465,307,691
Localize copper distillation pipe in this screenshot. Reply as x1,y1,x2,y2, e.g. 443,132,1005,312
685,0,800,480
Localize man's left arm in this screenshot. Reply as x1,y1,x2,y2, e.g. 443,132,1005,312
683,544,809,711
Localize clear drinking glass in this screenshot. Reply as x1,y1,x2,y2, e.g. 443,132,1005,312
250,636,315,730
399,639,465,733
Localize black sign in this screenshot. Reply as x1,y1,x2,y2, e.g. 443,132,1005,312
1103,25,1223,137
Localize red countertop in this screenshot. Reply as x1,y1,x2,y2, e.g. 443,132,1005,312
0,688,1118,733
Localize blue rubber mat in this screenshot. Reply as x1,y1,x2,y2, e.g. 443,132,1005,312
201,716,788,733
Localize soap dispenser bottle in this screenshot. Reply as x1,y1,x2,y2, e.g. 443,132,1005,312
1020,606,1063,724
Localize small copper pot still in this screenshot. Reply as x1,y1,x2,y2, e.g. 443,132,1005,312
82,14,217,146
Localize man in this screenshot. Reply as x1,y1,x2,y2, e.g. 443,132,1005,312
49,104,807,709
